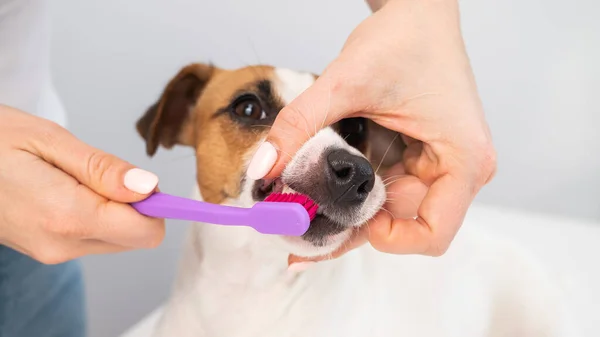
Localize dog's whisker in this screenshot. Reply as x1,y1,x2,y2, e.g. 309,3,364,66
301,93,319,136
404,91,440,103
384,193,420,210
380,206,396,220
312,104,317,136
246,37,262,68
277,148,295,161
321,78,333,130
287,105,313,140
384,178,405,188
250,125,304,147
237,37,272,82
386,191,422,196
382,174,404,184
338,238,351,256
375,133,399,175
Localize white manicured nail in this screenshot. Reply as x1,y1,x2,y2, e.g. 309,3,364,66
124,168,159,194
247,141,277,180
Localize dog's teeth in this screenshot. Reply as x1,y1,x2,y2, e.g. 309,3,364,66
281,185,297,194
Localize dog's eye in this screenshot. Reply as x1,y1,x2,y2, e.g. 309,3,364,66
233,98,266,120
337,117,368,152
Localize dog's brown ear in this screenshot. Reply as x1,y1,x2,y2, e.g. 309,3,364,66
136,63,215,156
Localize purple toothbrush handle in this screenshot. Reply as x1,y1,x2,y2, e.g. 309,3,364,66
130,192,309,236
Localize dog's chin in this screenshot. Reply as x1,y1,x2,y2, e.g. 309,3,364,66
280,228,353,258
251,178,355,258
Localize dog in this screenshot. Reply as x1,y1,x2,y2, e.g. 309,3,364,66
135,63,574,337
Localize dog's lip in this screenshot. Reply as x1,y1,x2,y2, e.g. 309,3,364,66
253,177,289,202
259,177,284,194
253,178,327,223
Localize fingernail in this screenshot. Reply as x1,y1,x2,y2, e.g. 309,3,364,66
124,168,159,194
287,262,316,273
247,141,277,180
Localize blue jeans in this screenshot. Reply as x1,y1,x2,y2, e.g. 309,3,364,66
0,245,86,337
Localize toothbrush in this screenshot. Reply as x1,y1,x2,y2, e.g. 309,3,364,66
130,192,317,236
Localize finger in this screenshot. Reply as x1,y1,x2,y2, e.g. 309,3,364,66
90,197,166,249
57,182,167,249
21,157,165,250
33,239,132,265
26,122,159,203
288,227,369,264
74,239,134,257
245,72,354,180
368,174,472,256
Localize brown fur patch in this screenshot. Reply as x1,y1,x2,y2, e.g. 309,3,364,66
193,66,280,203
136,64,215,156
137,64,278,204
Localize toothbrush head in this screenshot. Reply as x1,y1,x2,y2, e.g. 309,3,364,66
249,198,314,236
264,192,318,221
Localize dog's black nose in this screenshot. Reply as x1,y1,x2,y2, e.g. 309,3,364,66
325,149,375,205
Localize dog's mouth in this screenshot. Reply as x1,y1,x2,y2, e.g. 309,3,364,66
253,178,286,197
252,177,321,216
252,178,347,246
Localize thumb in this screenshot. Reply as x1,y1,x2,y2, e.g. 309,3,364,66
246,73,352,180
29,123,158,203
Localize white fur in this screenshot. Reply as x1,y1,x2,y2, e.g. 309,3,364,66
153,213,573,337
273,68,315,105
152,148,573,336
149,69,575,337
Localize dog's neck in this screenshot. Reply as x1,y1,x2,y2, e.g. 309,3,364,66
182,186,346,287
157,187,364,336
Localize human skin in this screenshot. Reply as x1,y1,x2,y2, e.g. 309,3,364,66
244,0,497,263
0,106,165,264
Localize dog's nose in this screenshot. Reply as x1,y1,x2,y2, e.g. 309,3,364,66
325,149,375,205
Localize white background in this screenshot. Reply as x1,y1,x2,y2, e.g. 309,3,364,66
49,0,599,336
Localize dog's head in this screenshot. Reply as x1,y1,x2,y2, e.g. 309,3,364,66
137,64,403,258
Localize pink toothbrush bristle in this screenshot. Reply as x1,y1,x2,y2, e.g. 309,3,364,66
264,193,318,221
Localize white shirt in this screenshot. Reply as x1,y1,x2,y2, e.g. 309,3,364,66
0,0,67,127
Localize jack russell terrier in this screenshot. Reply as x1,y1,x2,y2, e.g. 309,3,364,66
135,63,573,337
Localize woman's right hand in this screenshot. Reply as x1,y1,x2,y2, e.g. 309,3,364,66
250,0,496,262
0,105,165,264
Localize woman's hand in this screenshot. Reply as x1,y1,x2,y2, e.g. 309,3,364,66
0,106,165,264
246,0,496,262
